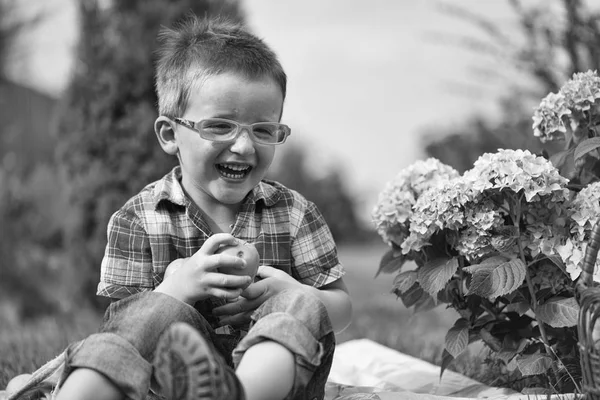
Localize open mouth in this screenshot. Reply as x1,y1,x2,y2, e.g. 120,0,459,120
216,163,252,180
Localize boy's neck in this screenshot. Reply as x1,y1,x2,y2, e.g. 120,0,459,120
191,196,239,234
202,207,237,233
178,180,242,233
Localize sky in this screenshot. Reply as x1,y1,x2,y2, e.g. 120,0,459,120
8,0,524,217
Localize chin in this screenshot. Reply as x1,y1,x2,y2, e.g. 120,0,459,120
215,190,251,205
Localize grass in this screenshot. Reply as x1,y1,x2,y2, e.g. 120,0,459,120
0,242,493,390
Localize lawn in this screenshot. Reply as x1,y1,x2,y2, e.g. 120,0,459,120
0,242,476,390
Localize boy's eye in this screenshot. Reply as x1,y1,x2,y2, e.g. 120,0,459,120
252,125,276,139
202,122,236,135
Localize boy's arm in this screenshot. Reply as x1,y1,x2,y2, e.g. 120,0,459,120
298,276,353,333
214,266,353,333
97,209,155,301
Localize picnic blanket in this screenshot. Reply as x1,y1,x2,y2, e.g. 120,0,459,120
325,339,575,400
0,338,576,400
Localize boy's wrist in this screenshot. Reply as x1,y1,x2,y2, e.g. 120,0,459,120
155,280,194,305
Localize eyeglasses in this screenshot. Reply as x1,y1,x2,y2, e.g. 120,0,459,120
174,117,291,145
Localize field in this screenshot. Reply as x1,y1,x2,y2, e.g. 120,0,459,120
0,243,479,389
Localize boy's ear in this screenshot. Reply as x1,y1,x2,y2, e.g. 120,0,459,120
154,116,178,156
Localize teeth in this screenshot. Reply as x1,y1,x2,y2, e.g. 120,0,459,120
221,163,249,171
218,163,251,179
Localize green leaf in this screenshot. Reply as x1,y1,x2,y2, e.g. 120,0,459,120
479,327,502,352
536,297,579,327
445,318,469,358
545,255,568,276
417,257,459,296
550,148,575,169
489,259,526,298
516,353,553,376
440,349,454,379
392,271,418,295
574,137,600,161
375,249,406,277
496,349,518,364
505,302,530,315
466,258,526,299
397,283,424,308
551,147,576,178
462,255,506,274
413,293,437,314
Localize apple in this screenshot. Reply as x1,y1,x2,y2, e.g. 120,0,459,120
216,241,260,280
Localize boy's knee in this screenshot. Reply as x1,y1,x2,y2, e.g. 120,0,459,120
264,289,325,316
253,289,332,336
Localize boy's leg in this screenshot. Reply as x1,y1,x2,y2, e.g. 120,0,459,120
232,289,335,400
56,292,225,400
153,322,244,400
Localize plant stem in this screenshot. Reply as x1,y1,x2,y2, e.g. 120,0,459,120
513,192,562,389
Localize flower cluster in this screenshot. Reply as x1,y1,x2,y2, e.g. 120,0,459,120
557,181,600,281
401,176,475,254
532,93,571,142
463,149,570,202
374,71,600,387
561,70,600,113
375,150,572,263
532,70,600,142
372,158,459,247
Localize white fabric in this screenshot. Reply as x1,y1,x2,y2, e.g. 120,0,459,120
327,339,575,400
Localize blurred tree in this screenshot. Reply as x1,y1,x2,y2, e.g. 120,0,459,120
424,0,600,170
0,0,22,81
268,143,370,243
55,0,246,308
0,1,64,318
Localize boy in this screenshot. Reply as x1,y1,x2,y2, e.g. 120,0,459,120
54,15,352,400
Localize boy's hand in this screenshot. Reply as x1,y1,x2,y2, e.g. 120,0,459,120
155,233,253,305
212,265,300,327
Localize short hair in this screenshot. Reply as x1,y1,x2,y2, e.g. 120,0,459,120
155,16,287,118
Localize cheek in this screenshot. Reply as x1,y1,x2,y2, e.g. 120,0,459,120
258,147,276,169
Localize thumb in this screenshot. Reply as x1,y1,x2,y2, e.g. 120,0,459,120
256,265,278,278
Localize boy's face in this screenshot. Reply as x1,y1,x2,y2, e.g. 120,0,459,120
157,72,284,209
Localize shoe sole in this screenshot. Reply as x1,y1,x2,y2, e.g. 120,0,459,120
154,322,222,400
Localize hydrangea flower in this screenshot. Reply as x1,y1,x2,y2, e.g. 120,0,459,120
560,70,600,113
532,70,600,142
372,158,459,247
532,92,571,142
402,176,474,254
461,150,570,259
557,181,600,281
455,200,505,261
463,149,570,203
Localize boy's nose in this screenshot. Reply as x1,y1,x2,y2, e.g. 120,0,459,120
229,129,256,155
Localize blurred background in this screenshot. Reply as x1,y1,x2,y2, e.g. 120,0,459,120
1,0,599,388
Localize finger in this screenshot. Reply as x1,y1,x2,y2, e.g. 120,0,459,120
240,280,267,300
208,287,244,301
204,272,252,289
256,265,284,279
213,298,248,317
198,253,246,272
218,311,253,328
197,233,240,255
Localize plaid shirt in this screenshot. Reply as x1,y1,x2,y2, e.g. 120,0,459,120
97,167,344,329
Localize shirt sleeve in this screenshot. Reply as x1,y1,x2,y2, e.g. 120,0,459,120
291,200,345,287
96,208,155,300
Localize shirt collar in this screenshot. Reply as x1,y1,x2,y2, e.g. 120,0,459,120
152,167,281,208
249,179,281,207
152,167,188,208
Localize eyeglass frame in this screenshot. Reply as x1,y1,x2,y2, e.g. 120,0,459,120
173,117,291,145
